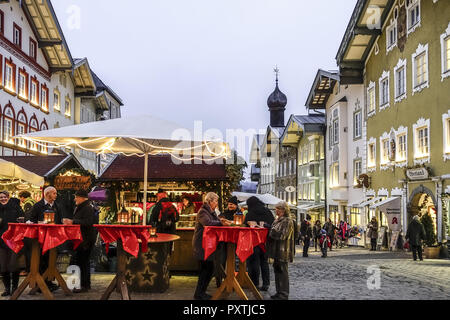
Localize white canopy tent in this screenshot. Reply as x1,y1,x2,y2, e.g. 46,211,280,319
233,192,291,207
0,158,44,187
17,115,230,224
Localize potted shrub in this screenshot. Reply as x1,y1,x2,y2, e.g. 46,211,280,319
420,213,439,259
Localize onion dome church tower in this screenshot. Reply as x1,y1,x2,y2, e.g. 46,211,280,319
267,67,287,128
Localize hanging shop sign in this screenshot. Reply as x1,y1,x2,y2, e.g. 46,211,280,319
54,175,91,191
356,174,370,188
285,186,296,193
379,197,401,232
406,167,429,181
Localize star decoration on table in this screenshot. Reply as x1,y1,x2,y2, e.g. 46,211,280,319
144,250,158,264
140,267,157,285
125,271,134,284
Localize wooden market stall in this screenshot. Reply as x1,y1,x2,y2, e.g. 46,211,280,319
97,154,228,274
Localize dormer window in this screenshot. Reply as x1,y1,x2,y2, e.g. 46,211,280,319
13,24,22,49
29,38,37,60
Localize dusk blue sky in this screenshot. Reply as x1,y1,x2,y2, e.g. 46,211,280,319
52,1,355,173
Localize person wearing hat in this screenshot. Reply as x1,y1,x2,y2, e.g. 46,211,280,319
63,189,97,293
149,188,179,234
219,196,240,221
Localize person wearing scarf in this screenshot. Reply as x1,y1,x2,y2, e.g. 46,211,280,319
266,201,295,300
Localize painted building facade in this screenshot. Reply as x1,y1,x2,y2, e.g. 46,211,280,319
306,69,366,245
0,1,123,176
281,114,325,224
337,0,450,246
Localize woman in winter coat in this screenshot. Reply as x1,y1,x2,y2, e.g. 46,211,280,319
313,220,322,251
367,217,378,251
244,196,275,291
266,201,295,300
0,191,24,296
192,192,230,300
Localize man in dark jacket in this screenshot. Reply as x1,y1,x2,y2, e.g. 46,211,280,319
219,196,240,221
244,196,275,291
29,186,62,292
406,215,426,261
149,189,179,234
300,214,313,257
63,190,97,293
323,219,336,251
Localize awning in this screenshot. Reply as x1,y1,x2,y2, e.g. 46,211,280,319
370,197,401,210
306,203,325,211
297,203,324,212
0,158,44,187
357,196,382,208
297,203,313,211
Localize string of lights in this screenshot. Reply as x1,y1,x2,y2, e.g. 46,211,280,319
18,136,230,161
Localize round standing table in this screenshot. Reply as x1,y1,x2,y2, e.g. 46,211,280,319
125,233,180,293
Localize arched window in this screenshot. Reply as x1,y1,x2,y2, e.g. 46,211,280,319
16,108,27,148
3,103,15,145
39,119,48,154
29,114,38,152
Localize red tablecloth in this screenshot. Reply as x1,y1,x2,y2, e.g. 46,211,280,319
94,225,151,258
203,226,269,262
1,223,83,254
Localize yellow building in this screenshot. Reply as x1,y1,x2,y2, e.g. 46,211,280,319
336,0,450,249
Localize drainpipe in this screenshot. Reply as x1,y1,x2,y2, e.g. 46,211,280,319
323,124,328,221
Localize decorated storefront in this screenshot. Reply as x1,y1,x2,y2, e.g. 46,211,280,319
96,153,246,274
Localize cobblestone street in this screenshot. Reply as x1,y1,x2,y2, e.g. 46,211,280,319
1,246,449,301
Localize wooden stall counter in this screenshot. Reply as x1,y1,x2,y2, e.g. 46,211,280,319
169,227,197,272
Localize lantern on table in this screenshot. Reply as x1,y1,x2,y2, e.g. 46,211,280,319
44,209,55,224
233,213,244,226
150,225,157,237
117,207,130,224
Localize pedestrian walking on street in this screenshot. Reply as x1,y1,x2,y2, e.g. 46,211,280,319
266,201,295,300
405,215,426,261
337,220,348,248
62,190,97,293
192,192,231,300
313,220,322,252
319,229,331,258
0,191,24,296
300,214,313,257
367,217,378,251
323,219,336,251
244,196,275,292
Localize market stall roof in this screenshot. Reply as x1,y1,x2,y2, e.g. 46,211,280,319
0,158,44,187
98,154,227,182
0,153,84,178
17,114,229,157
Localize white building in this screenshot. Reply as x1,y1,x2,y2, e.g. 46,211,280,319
0,0,75,156
72,58,124,174
306,69,366,244
0,1,123,176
